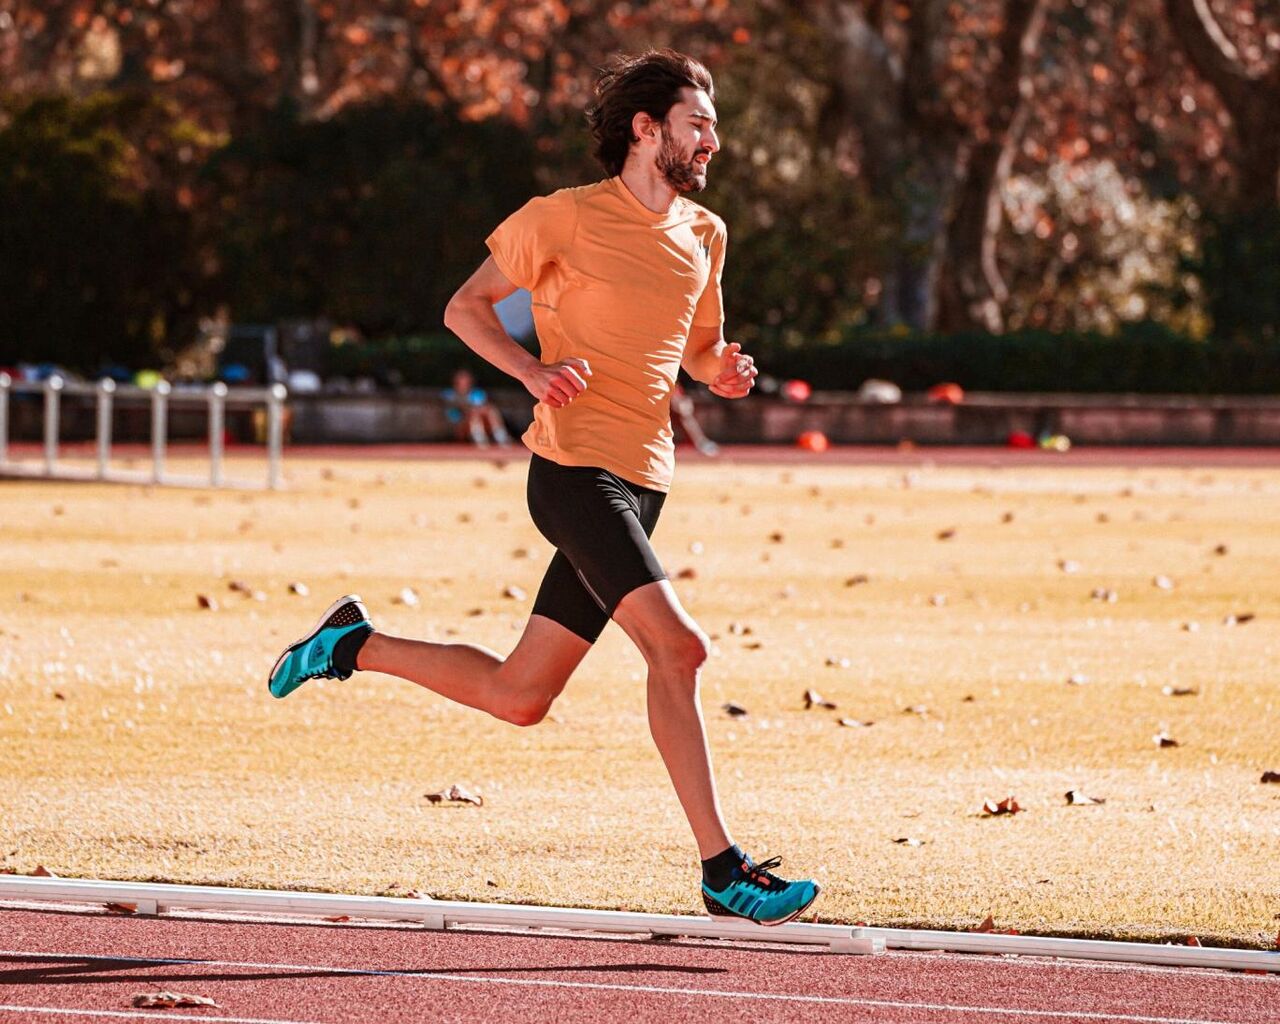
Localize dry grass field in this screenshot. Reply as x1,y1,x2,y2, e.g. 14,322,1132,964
2,451,1278,949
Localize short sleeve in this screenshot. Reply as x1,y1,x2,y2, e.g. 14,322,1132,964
485,191,578,292
692,220,727,328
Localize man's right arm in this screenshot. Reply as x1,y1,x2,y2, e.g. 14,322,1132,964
444,257,590,409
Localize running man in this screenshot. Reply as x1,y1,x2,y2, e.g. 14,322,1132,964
268,49,820,927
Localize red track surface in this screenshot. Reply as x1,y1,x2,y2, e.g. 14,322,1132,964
2,908,1276,1023
8,441,1280,469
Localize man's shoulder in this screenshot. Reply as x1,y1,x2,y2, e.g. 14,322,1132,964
539,181,608,207
677,198,727,237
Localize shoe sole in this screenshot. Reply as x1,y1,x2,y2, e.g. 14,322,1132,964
267,593,368,696
701,882,821,927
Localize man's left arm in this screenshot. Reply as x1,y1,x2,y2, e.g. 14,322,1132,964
682,326,758,399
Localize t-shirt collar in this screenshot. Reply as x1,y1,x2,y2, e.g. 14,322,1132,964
609,176,683,226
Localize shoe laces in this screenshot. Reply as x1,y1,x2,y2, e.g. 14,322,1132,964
737,855,788,892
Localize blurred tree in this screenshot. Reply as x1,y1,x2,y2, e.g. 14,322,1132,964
1162,0,1279,211
0,91,212,369
801,0,1050,334
204,99,540,333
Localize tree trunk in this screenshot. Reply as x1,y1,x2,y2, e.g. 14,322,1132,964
1164,0,1280,211
936,0,1049,333
815,0,960,330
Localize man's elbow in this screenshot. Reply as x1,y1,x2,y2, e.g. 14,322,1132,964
443,291,470,333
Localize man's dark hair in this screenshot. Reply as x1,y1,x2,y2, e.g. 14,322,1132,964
587,49,715,177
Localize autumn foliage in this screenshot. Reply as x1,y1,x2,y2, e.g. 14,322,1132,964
0,1,1276,372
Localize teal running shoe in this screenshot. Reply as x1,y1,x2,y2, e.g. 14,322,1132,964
701,855,820,926
268,595,371,699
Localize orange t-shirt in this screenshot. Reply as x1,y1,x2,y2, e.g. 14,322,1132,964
485,177,725,492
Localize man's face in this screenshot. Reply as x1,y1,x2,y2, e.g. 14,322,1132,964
656,87,719,194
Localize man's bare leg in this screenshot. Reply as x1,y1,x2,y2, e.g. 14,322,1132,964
612,579,732,859
358,614,590,726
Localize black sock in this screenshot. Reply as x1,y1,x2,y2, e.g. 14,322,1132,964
701,844,746,892
332,624,373,678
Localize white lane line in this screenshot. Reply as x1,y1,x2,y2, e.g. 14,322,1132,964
0,1006,321,1024
0,950,1252,1024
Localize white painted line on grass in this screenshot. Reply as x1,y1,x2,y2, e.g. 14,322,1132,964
0,1006,321,1024
0,950,1253,1024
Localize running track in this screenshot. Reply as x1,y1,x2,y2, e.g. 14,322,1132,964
2,908,1276,1023
6,441,1280,469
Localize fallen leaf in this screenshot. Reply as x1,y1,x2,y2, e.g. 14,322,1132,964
722,702,749,717
744,641,763,650
32,865,56,877
803,688,837,710
196,595,218,611
502,584,527,600
132,992,218,1009
1260,771,1280,784
837,718,873,728
981,796,1022,816
969,914,1019,935
1184,936,1202,947
288,581,309,596
424,784,483,806
893,837,924,847
227,579,250,593
1065,790,1106,806
845,574,870,587
486,878,499,887
1213,544,1228,556
105,902,137,915
674,567,697,580
1154,732,1181,748
396,587,420,607
324,915,351,922
936,528,956,541
1161,685,1198,697
53,692,65,700
768,531,784,543
1223,613,1255,626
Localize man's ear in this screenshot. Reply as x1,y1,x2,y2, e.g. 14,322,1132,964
631,109,661,146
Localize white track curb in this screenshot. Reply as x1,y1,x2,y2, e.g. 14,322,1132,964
3,875,1278,971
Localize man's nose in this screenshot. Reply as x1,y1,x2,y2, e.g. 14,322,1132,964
703,128,720,153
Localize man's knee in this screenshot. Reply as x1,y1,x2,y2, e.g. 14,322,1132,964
500,676,567,727
647,626,710,677
503,695,552,728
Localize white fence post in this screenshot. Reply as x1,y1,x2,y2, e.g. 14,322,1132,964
267,383,287,491
151,381,170,484
209,382,226,487
0,377,282,490
43,375,63,475
96,379,115,480
0,372,9,467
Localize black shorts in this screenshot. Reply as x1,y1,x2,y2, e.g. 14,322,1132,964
525,453,668,643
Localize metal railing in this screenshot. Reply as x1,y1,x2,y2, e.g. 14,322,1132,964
0,373,286,490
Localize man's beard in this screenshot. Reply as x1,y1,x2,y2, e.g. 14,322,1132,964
657,126,708,193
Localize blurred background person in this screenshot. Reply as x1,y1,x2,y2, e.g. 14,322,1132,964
442,368,512,447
